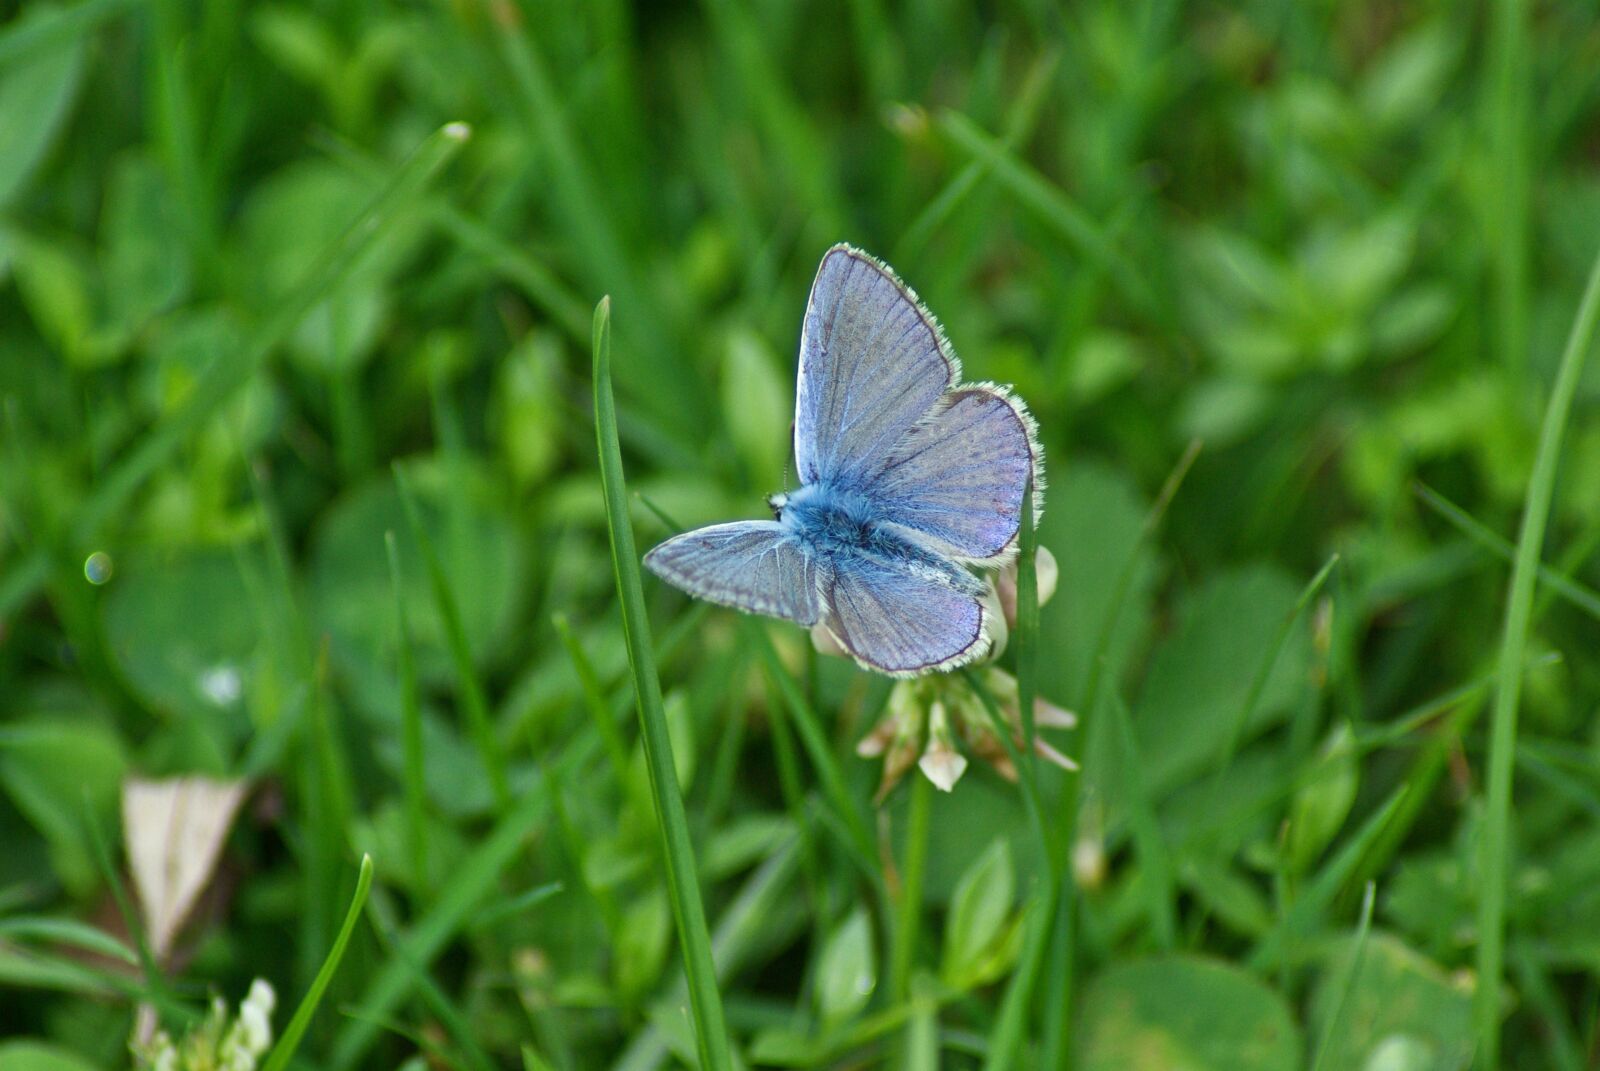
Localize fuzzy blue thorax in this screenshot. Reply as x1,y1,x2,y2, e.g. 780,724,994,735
773,484,985,595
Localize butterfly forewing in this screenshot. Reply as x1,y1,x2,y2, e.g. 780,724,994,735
866,386,1040,562
643,521,825,625
795,246,956,489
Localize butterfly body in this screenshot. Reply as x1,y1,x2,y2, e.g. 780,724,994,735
644,244,1042,677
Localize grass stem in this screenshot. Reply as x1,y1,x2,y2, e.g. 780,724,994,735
592,297,734,1071
1477,243,1600,1066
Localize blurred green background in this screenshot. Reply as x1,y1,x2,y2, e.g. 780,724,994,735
2,0,1600,1067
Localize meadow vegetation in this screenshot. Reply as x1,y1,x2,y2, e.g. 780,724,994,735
3,1,1600,1068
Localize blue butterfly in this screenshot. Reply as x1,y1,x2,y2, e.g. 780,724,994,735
644,244,1043,677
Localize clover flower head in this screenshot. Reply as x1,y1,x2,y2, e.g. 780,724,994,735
836,548,1078,797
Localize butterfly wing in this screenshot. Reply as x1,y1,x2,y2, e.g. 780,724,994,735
820,555,993,677
865,384,1043,562
644,521,825,625
795,245,958,489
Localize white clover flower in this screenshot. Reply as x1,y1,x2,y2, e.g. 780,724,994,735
838,547,1077,796
218,979,275,1068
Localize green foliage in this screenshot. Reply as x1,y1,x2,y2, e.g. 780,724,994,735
4,0,1600,1067
1076,956,1301,1070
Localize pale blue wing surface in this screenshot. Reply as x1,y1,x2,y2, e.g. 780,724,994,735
866,385,1042,562
644,521,824,625
795,245,957,489
820,555,992,677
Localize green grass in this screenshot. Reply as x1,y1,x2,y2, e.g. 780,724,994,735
4,2,1600,1069
593,298,732,1071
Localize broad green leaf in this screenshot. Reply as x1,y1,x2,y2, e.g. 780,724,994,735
0,1040,98,1071
615,888,672,1000
1136,564,1311,794
103,548,267,732
941,836,1015,988
816,907,875,1025
495,329,566,486
102,152,189,333
722,327,790,491
1038,462,1156,706
1077,956,1300,1071
0,5,86,208
308,459,526,686
10,233,95,366
1286,723,1359,870
234,160,421,372
1359,24,1459,132
0,716,125,896
1306,933,1473,1071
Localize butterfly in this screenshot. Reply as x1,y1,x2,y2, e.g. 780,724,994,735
644,244,1043,677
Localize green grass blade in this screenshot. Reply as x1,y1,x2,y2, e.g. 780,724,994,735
1413,481,1600,621
385,531,429,895
592,297,733,1071
1307,881,1376,1071
1249,785,1408,972
1044,439,1199,1071
963,670,1058,1071
1486,0,1530,374
261,853,374,1071
0,0,134,67
897,49,1059,263
365,895,498,1071
1214,553,1340,774
329,781,553,1069
1477,242,1600,1065
935,110,1163,327
393,463,510,811
553,611,633,788
750,625,877,868
0,916,137,965
889,773,932,1004
1015,474,1040,775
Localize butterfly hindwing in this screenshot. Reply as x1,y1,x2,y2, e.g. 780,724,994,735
820,554,992,677
643,521,824,626
795,245,957,489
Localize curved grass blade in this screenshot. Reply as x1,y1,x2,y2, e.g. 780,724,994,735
0,916,138,966
261,853,374,1071
592,297,733,1071
553,611,632,787
329,776,555,1069
935,110,1165,330
1414,481,1600,621
1477,242,1600,1065
897,49,1059,264
1307,881,1377,1071
1213,553,1340,775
